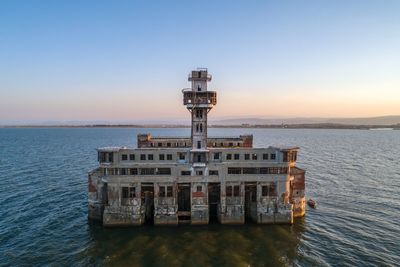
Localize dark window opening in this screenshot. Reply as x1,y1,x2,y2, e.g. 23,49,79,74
129,168,138,175
197,186,202,192
226,186,232,197
233,185,240,197
234,154,240,160
122,154,128,161
196,170,203,176
159,186,166,197
209,170,218,175
181,171,191,176
148,154,153,160
197,141,201,149
263,153,268,160
271,153,276,160
179,153,185,160
245,154,250,160
252,154,258,160
228,167,241,174
226,154,232,160
214,153,220,160
159,154,165,160
140,154,146,160
129,154,135,160
167,186,173,197
167,154,173,160
157,168,171,175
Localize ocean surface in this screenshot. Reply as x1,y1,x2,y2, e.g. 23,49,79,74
0,128,399,266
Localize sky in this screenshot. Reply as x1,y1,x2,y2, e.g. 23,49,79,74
0,0,399,124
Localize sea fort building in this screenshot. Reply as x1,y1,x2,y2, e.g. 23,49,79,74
88,69,306,225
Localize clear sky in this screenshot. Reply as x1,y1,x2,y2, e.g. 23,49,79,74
1,0,399,124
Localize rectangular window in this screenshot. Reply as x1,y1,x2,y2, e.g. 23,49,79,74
234,154,240,160
167,154,173,160
167,186,173,197
271,153,276,160
157,168,171,175
167,143,171,147
226,186,232,197
197,185,202,192
263,153,268,160
214,153,220,160
243,168,258,174
120,168,127,175
233,185,240,197
159,186,166,197
140,154,146,160
244,154,250,160
209,170,218,175
122,187,129,198
158,142,162,147
179,153,185,160
129,187,136,198
181,170,191,176
197,141,201,149
196,170,203,176
129,168,138,175
260,168,268,174
129,154,135,161
228,168,241,174
148,154,153,160
121,154,128,161
159,154,165,160
226,154,232,160
140,168,155,175
252,154,258,160
262,186,268,196
229,142,233,147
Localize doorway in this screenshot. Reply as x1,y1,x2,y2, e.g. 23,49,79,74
208,183,221,223
178,183,191,221
245,183,257,223
141,183,154,224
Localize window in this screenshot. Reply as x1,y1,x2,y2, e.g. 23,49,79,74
214,153,220,160
140,168,155,175
157,168,171,175
234,154,240,160
129,168,138,175
148,154,153,160
122,187,129,199
129,154,135,161
200,124,203,132
196,186,202,192
271,153,276,160
121,154,128,161
226,154,232,160
158,142,162,147
233,185,240,197
179,153,185,160
159,154,165,160
159,186,166,197
196,170,203,176
181,170,191,176
228,167,241,174
120,168,127,175
197,85,201,91
209,170,218,175
229,142,233,147
167,186,173,197
129,187,136,198
252,154,258,160
262,186,268,196
196,124,199,132
243,168,258,174
167,143,171,147
244,154,250,160
140,154,146,160
226,186,233,197
260,168,268,174
263,153,268,160
197,141,201,149
167,154,172,160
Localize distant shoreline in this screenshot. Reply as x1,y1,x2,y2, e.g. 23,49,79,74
1,123,399,130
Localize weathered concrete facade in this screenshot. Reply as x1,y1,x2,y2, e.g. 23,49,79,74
88,69,306,226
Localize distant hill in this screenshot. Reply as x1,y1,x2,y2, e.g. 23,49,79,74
209,115,400,126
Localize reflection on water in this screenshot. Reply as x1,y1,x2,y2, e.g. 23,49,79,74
82,220,306,267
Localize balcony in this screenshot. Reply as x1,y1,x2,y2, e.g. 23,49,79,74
183,90,217,106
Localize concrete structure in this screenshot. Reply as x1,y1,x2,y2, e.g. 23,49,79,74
88,69,306,226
